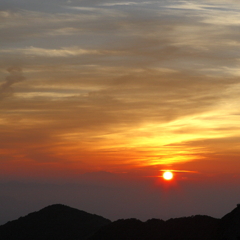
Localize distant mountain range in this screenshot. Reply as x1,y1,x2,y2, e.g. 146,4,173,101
0,203,240,240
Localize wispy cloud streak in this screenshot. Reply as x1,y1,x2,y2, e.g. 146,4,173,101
0,67,25,100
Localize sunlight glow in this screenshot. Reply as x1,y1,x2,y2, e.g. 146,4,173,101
163,171,173,180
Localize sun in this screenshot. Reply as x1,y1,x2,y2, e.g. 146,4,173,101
163,171,173,180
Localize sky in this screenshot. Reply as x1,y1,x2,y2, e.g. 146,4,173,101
1,0,240,224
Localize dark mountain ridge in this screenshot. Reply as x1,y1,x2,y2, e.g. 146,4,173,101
0,204,111,240
219,204,240,240
89,215,220,240
0,203,240,240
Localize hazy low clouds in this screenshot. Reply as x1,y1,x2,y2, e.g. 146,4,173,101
0,170,239,225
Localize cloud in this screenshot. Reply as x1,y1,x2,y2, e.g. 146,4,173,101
99,2,154,7
0,67,238,170
0,67,25,100
1,0,240,174
1,47,103,57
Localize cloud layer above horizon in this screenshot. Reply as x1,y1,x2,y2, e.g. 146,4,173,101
1,0,240,179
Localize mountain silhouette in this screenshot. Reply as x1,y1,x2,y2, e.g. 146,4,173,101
219,204,240,240
1,203,240,240
88,215,220,240
0,204,111,240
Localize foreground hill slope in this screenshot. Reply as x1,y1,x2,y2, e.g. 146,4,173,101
0,204,111,240
219,205,240,240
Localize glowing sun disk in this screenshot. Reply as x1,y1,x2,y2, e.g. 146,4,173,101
163,171,173,180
